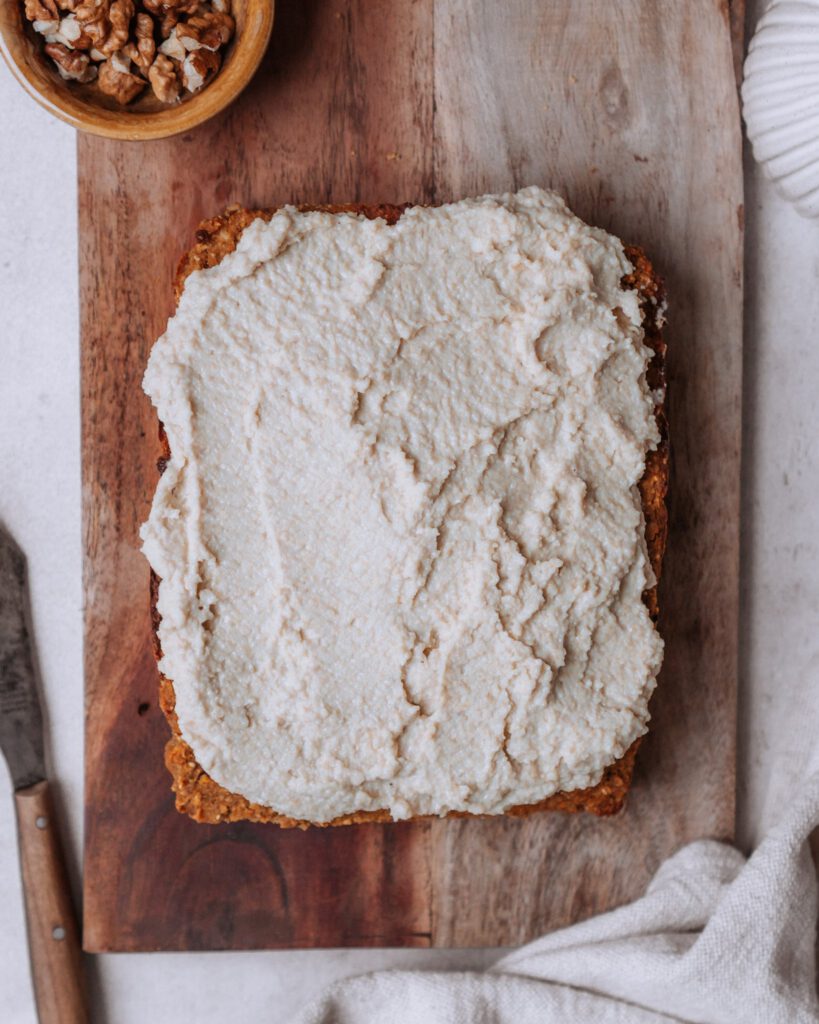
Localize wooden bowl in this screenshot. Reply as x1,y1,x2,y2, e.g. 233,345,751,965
0,0,274,140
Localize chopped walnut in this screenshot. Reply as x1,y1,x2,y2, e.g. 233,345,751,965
141,0,193,35
108,46,132,73
176,9,232,51
74,0,133,58
158,24,185,61
148,52,180,102
103,0,133,54
25,0,233,105
32,17,60,34
44,41,97,81
56,13,93,47
25,0,58,20
129,11,155,70
142,0,197,16
41,14,84,46
105,0,134,52
97,53,145,102
181,46,219,92
158,9,177,35
71,0,106,42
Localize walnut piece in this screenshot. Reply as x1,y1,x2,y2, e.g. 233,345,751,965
54,13,93,48
158,9,177,35
42,14,87,46
158,24,185,61
176,9,232,51
25,0,58,21
44,41,97,81
97,53,146,102
141,0,197,36
32,17,60,34
148,52,180,102
142,0,198,16
181,46,219,92
129,11,155,70
108,47,132,73
71,0,108,46
104,0,134,54
74,0,134,58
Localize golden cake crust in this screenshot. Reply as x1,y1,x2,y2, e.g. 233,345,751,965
149,202,669,827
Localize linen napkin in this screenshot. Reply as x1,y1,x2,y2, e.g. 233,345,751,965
292,774,819,1023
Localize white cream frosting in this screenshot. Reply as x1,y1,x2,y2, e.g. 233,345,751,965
141,187,663,823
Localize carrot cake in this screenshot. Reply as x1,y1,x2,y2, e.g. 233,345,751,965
141,188,667,825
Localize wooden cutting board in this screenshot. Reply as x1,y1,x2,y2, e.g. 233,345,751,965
81,0,744,952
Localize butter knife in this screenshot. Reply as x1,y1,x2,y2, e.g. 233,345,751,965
0,524,87,1024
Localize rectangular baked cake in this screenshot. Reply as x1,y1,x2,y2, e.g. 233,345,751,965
141,188,668,826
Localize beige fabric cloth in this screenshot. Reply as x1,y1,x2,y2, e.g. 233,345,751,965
293,776,819,1023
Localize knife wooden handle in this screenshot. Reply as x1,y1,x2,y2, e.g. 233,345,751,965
14,781,88,1024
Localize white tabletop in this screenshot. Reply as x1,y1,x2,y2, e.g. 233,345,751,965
2,31,819,1024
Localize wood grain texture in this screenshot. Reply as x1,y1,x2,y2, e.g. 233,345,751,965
15,782,88,1023
728,0,746,86
427,0,745,944
81,0,743,951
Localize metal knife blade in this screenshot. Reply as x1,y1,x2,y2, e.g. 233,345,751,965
0,524,46,790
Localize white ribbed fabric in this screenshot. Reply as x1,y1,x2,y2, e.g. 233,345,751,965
293,776,819,1024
